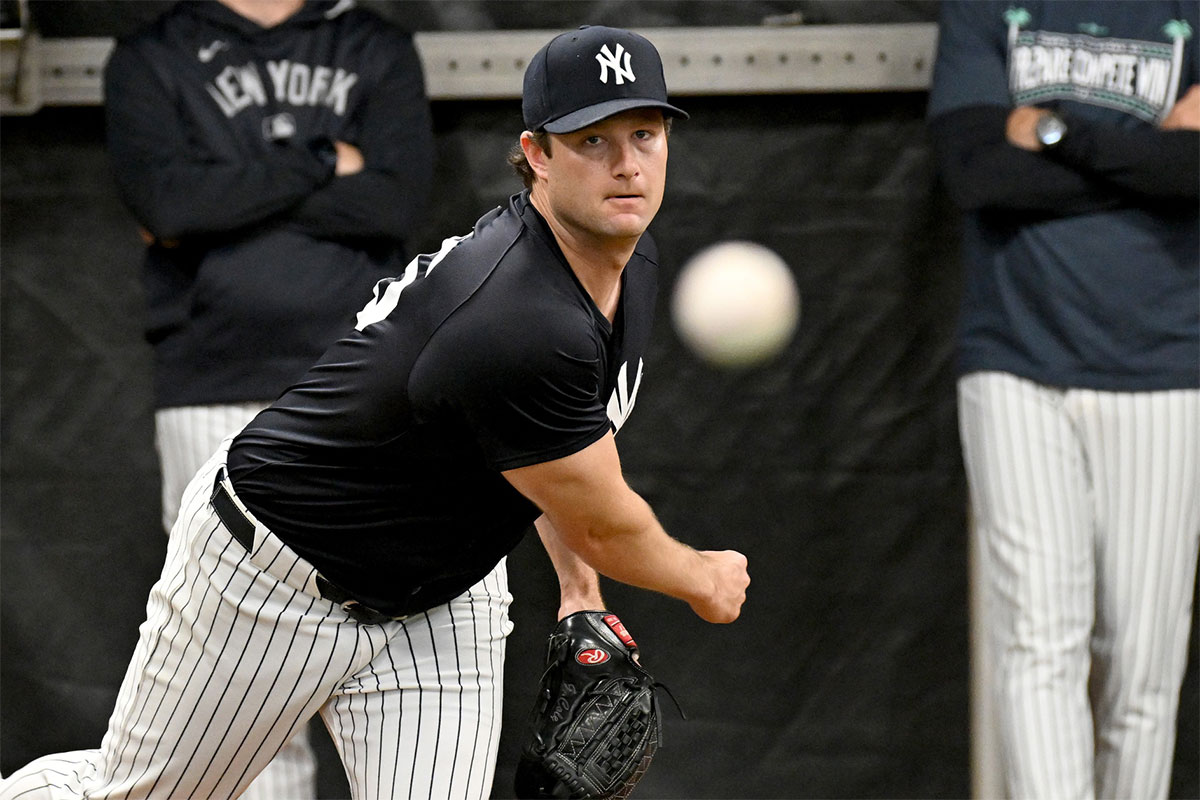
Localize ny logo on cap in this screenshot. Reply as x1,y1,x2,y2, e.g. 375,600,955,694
595,43,636,85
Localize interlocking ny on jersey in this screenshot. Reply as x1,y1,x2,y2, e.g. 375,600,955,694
1004,7,1193,122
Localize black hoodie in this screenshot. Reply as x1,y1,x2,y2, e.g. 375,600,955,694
104,0,434,407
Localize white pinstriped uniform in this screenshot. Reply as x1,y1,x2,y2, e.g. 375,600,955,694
959,372,1200,799
155,402,320,799
0,439,513,800
154,403,268,535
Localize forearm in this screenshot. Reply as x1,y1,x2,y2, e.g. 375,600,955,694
287,168,430,242
546,488,711,611
1040,114,1199,200
534,516,605,619
286,32,435,243
929,105,1124,214
114,154,331,241
503,433,747,623
104,46,332,240
931,104,1200,216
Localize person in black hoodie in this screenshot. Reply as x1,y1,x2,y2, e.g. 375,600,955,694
100,0,433,797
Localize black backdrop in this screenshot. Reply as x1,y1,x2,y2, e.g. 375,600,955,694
2,3,1197,799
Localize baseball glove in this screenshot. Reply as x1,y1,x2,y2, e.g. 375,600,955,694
514,611,676,799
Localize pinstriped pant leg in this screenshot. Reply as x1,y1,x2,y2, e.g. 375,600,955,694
154,402,318,800
322,559,514,800
959,372,1096,799
103,453,377,800
0,751,102,799
155,403,268,535
0,450,380,800
1081,388,1200,800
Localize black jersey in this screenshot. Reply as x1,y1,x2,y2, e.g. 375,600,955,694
226,191,658,616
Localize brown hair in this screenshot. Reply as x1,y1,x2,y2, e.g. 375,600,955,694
508,130,552,189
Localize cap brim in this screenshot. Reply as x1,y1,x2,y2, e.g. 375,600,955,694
541,98,689,133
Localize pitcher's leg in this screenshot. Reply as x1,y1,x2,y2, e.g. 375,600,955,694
155,402,318,800
0,751,104,799
323,560,513,800
0,473,217,800
959,372,1096,799
99,498,345,797
1083,389,1200,799
2,453,378,800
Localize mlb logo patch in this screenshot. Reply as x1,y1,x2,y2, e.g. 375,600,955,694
262,113,297,140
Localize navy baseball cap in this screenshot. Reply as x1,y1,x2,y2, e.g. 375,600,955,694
523,25,688,134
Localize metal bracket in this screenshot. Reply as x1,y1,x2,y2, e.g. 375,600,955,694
421,24,937,99
1,23,938,115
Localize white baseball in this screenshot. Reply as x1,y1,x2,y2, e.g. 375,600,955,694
671,241,800,368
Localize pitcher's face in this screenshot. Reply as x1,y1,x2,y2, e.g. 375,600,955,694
534,108,668,245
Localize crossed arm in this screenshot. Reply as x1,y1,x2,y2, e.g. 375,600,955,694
503,431,749,624
929,85,1200,215
1004,84,1200,196
104,35,432,245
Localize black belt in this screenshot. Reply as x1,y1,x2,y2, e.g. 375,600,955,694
210,469,403,625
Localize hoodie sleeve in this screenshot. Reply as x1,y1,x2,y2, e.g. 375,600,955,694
284,25,434,244
103,39,334,242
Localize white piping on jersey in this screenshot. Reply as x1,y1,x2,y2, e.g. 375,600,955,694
355,234,470,331
324,0,356,20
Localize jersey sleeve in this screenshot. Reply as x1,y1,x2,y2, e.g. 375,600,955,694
928,105,1126,214
413,301,611,472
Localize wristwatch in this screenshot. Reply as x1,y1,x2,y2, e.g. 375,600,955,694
1035,112,1067,149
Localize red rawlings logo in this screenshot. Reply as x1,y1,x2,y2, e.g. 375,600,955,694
576,648,610,665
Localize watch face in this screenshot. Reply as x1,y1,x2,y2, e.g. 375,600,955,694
1037,114,1066,146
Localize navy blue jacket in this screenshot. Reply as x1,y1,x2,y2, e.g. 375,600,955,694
928,0,1199,390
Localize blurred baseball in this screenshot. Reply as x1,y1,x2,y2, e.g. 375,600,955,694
671,241,800,368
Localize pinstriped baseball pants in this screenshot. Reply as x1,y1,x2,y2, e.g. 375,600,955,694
156,402,320,799
155,403,270,536
959,372,1200,800
0,442,514,800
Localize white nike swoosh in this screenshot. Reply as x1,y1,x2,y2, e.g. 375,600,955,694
198,40,228,63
